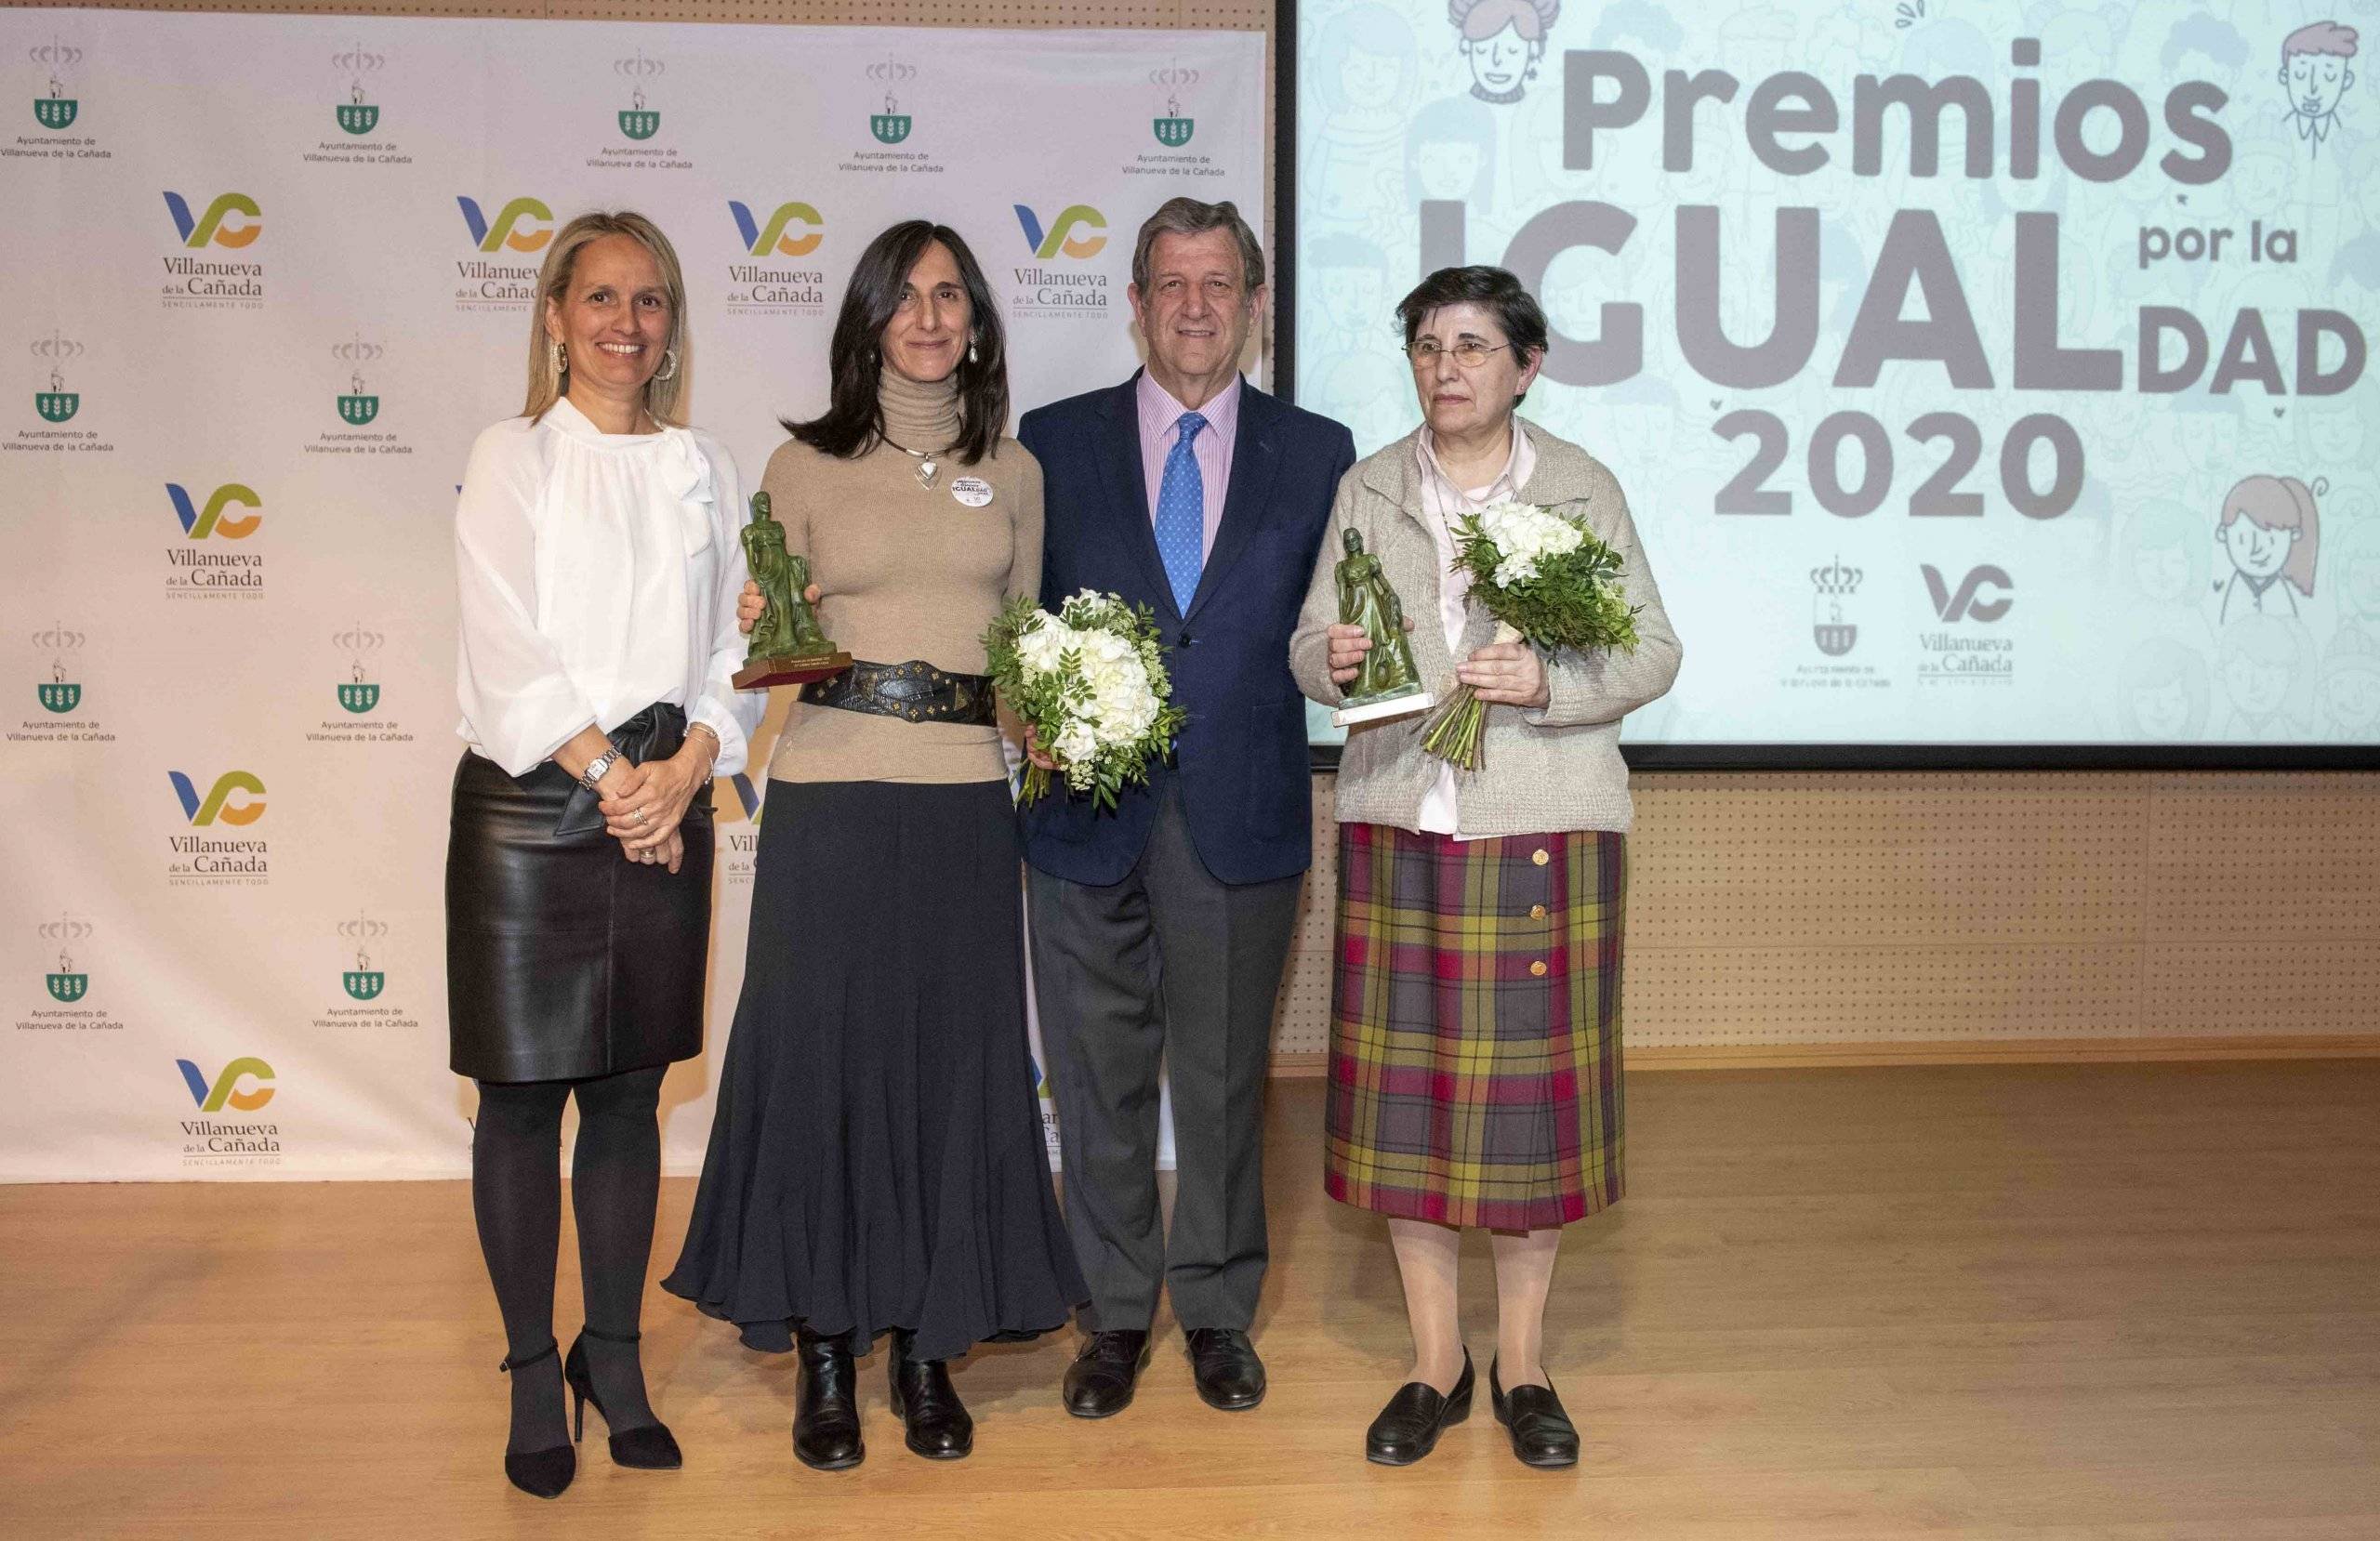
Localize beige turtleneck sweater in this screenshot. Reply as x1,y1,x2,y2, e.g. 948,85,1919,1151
761,370,1044,785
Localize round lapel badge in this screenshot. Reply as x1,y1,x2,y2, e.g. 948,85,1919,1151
949,476,994,508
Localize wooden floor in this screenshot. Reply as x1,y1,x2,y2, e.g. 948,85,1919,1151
5,1062,2379,1539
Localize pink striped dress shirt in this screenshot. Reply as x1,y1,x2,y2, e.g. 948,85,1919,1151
1136,370,1241,564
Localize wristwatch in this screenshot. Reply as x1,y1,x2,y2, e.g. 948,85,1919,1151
579,746,623,790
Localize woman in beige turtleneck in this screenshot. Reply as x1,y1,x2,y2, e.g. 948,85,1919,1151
664,223,1085,1469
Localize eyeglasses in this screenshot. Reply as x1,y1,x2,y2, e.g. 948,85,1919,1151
1406,339,1512,369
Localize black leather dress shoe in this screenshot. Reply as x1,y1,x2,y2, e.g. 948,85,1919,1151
1365,1349,1474,1466
791,1328,864,1470
887,1329,973,1459
1488,1359,1580,1469
1184,1327,1266,1411
1063,1329,1152,1418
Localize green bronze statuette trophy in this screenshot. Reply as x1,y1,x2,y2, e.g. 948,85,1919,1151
1331,527,1435,727
732,492,853,690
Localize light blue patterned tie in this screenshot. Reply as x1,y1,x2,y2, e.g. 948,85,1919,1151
1155,411,1208,613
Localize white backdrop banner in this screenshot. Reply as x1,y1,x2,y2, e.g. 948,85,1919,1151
0,10,1263,1180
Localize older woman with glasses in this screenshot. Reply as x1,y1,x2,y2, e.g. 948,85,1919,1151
1289,265,1681,1469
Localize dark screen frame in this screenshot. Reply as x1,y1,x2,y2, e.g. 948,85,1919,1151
1271,0,2379,775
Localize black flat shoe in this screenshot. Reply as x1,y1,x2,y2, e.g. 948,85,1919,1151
888,1328,973,1459
499,1340,576,1499
563,1327,683,1471
792,1328,865,1470
1364,1349,1474,1466
1184,1326,1266,1411
1063,1328,1152,1418
1489,1358,1580,1469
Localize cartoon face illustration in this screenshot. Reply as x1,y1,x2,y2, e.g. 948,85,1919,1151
2285,43,2355,120
2126,502,2206,603
2307,402,2365,466
2136,542,2192,601
1339,42,1406,111
2134,677,2196,738
1417,138,1484,199
2229,140,2295,212
2335,524,2380,620
2118,639,2210,740
1306,238,1389,337
2223,641,2295,716
2215,474,2324,614
2223,508,2301,579
1468,25,1531,96
1406,88,1499,209
2319,654,2380,734
1451,0,1558,104
2354,142,2380,230
1316,5,1417,115
2279,20,2360,149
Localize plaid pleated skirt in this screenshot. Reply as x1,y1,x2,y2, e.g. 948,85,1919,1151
1325,822,1627,1231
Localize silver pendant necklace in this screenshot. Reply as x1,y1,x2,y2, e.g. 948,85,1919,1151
880,435,950,490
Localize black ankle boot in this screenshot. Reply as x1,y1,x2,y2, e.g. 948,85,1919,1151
562,1327,681,1470
887,1328,972,1459
498,1340,576,1499
793,1327,865,1470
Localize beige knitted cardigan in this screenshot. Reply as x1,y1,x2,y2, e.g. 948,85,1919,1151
1288,417,1682,836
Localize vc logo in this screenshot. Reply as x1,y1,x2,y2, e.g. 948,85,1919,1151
169,770,266,826
167,482,260,540
1923,565,2014,623
1013,204,1107,260
456,195,553,253
163,191,261,248
730,201,823,257
721,772,766,824
178,1056,274,1112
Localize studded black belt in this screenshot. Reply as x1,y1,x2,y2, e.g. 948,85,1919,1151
799,658,997,726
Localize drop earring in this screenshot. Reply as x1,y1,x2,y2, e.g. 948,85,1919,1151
549,337,568,377
967,337,979,365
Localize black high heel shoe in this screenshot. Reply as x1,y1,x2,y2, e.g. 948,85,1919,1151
498,1340,575,1499
793,1327,865,1470
563,1327,683,1470
887,1328,973,1459
1364,1348,1474,1466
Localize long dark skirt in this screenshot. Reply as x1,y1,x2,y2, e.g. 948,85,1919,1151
444,705,712,1082
1325,822,1627,1231
663,778,1086,1362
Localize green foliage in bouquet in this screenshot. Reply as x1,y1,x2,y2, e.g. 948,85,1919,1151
984,589,1187,810
1447,507,1641,655
1418,501,1640,770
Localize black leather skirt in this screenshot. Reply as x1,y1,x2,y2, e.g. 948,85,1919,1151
445,703,714,1083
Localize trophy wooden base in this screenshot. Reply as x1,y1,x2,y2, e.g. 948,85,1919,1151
733,652,853,691
1333,688,1435,728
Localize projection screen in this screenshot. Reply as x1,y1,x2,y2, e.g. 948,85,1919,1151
1290,0,2380,761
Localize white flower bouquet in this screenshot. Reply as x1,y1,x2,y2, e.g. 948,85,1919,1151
1419,498,1640,770
984,589,1188,808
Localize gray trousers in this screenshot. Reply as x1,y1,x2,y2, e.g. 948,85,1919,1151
1026,788,1302,1334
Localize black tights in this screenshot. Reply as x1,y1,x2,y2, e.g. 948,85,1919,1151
472,1064,668,1451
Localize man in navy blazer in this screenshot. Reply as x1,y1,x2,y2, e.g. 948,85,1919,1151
1018,198,1355,1421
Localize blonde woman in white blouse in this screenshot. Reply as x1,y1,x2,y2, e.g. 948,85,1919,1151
446,210,760,1500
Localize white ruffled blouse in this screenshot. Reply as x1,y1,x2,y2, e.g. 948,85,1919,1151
453,396,760,777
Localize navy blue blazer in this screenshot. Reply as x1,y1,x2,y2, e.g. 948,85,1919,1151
1016,375,1355,888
